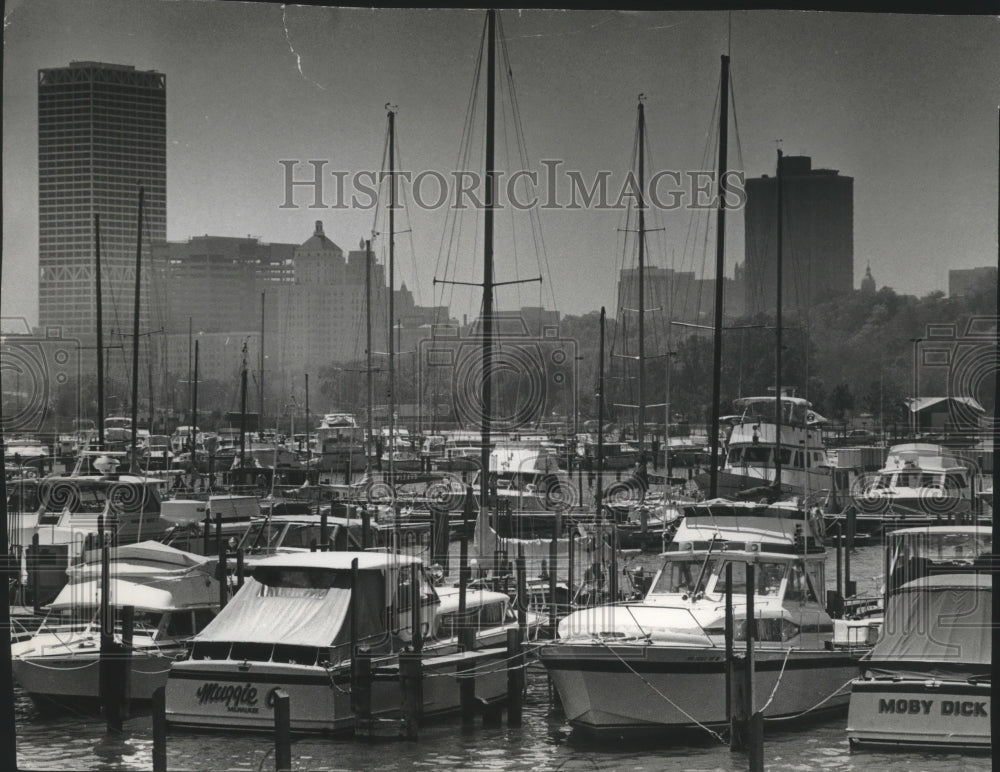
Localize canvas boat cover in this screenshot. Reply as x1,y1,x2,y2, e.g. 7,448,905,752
194,569,387,648
869,573,990,673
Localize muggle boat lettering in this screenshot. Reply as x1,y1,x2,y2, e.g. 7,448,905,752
195,682,260,713
876,698,988,717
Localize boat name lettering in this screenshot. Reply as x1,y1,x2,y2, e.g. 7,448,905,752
877,698,987,717
195,682,259,712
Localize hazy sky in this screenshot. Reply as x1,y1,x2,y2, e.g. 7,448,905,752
3,1,998,326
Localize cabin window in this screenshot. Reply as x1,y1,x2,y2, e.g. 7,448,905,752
271,644,318,665
714,561,785,598
652,559,706,594
778,449,792,465
191,641,231,660
395,567,436,613
897,472,939,489
944,472,966,490
744,447,771,465
794,452,803,468
193,609,216,633
255,567,350,595
165,611,195,638
229,642,274,662
727,448,742,465
785,561,820,604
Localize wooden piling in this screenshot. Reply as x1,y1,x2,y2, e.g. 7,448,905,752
120,604,134,720
744,563,758,763
399,651,422,739
352,648,373,735
458,627,476,728
748,710,765,772
506,628,523,727
216,514,228,609
725,562,741,750
152,686,167,772
410,562,423,653
272,688,292,772
548,537,558,631
202,516,210,555
320,510,329,549
236,548,245,590
361,506,370,550
31,532,41,615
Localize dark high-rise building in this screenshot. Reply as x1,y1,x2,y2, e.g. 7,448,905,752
744,156,853,315
38,62,166,337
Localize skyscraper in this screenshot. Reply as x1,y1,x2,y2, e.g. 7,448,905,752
744,156,853,316
38,62,166,337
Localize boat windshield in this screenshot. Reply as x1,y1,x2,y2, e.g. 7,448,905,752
650,558,706,595
712,560,787,599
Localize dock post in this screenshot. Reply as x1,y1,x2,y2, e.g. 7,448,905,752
506,627,523,727
515,550,528,633
548,536,558,632
458,627,476,727
567,530,575,606
152,686,167,772
845,507,856,598
236,548,245,590
120,604,134,720
748,710,765,772
745,563,760,764
30,533,41,615
202,516,210,555
216,513,228,609
399,651,422,740
352,648,373,736
361,505,370,550
320,509,329,549
725,562,742,750
272,688,292,772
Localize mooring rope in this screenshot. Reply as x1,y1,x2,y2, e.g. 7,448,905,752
763,676,855,722
758,646,793,713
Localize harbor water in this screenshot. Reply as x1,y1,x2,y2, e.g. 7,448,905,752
11,540,992,771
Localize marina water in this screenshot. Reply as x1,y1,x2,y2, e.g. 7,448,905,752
12,541,991,771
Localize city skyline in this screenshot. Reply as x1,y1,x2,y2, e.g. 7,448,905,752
3,3,998,328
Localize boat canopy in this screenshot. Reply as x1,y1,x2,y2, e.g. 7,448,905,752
869,574,991,668
194,568,387,648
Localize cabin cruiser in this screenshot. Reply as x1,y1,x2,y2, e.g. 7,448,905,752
851,443,977,531
846,535,991,750
700,395,832,500
537,499,858,737
10,541,219,712
165,551,539,732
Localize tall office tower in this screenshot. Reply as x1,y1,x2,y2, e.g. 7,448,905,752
743,156,853,315
38,62,166,337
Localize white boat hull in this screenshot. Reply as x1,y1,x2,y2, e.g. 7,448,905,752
166,647,508,733
540,642,857,736
846,678,990,749
11,638,184,709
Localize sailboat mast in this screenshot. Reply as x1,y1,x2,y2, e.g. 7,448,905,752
193,339,199,461
239,342,248,472
365,238,375,473
259,291,265,432
388,108,396,487
637,98,646,454
129,186,144,473
775,149,784,491
95,213,105,448
596,306,606,515
479,9,496,509
709,54,730,499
